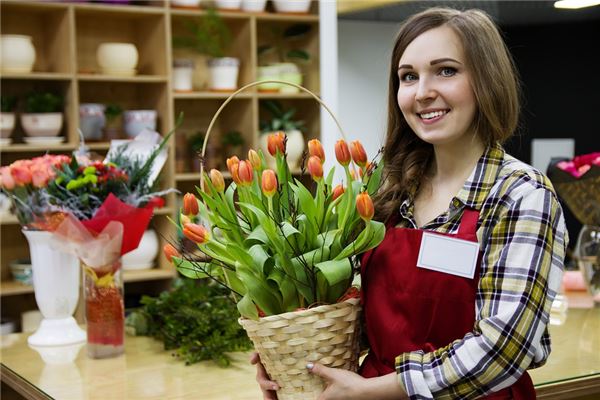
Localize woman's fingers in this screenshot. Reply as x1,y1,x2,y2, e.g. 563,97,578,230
250,352,280,399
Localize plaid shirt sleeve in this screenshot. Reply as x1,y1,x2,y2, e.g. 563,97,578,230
395,170,568,399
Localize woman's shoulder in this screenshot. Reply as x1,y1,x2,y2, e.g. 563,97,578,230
492,152,557,200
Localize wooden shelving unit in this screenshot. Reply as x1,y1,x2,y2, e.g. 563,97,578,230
0,0,321,329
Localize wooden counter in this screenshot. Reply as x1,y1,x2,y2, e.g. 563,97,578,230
1,300,599,399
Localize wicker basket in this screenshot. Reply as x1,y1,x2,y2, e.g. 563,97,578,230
202,81,360,399
239,297,361,400
553,176,600,226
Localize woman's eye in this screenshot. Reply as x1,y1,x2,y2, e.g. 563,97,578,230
439,67,457,77
400,72,417,82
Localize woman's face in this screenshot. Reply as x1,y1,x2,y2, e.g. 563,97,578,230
397,25,477,147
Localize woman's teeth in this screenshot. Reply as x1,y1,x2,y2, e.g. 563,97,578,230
420,110,447,119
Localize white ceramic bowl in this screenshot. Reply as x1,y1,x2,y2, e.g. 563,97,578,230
21,113,63,137
96,42,138,75
0,112,15,138
10,259,33,286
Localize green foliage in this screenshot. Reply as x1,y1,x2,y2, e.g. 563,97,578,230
258,23,312,64
104,103,123,122
1,95,17,112
221,130,245,147
126,278,252,367
259,100,305,134
172,8,232,58
24,92,63,113
188,131,206,153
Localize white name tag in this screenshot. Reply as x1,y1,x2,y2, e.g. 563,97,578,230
416,232,479,279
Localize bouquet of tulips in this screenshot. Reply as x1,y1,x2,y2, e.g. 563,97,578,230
166,132,385,320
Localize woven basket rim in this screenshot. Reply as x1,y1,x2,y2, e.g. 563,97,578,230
239,297,360,324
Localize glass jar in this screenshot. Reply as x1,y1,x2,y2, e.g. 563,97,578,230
575,225,600,305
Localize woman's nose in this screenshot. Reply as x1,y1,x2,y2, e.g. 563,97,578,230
415,77,436,102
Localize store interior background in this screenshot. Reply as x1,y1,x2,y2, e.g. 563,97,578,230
336,0,600,253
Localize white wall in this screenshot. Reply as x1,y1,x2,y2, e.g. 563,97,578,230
337,20,400,160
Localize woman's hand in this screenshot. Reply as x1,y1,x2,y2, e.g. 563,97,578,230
307,362,367,399
250,352,280,400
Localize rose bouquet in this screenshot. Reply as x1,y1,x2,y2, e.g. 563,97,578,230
165,132,385,398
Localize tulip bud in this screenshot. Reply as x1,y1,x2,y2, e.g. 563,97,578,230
308,139,325,163
307,155,323,181
226,156,240,175
356,192,374,221
332,184,345,201
350,141,368,167
267,131,286,156
237,160,253,186
183,223,210,244
163,243,181,263
209,169,225,192
261,169,278,197
335,140,351,166
180,214,191,226
183,193,199,216
248,149,261,170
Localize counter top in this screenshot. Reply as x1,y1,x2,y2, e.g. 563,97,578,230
1,295,599,399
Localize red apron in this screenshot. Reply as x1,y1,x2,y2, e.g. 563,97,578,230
359,209,536,399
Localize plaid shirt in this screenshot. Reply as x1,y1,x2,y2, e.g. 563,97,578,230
394,143,568,399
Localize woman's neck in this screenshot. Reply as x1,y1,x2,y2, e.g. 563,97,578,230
430,136,485,187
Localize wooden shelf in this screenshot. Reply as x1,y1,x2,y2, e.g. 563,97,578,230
0,143,73,152
257,92,318,99
77,74,168,83
0,281,34,296
256,13,319,22
123,268,175,283
0,72,72,81
173,91,253,99
0,215,19,226
73,2,166,16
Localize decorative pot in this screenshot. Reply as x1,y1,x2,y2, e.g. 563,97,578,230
79,103,106,141
275,63,302,93
122,229,159,270
272,0,311,14
215,0,242,10
123,109,157,138
259,129,304,170
172,58,195,92
257,65,281,92
22,230,86,347
207,57,240,91
170,0,202,7
96,42,138,76
241,0,267,12
21,113,63,137
83,258,125,359
0,34,36,73
0,112,16,139
576,225,600,304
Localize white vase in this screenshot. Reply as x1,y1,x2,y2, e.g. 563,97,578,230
242,0,267,12
257,65,281,92
259,129,304,170
207,57,240,91
96,42,138,76
0,112,16,139
172,58,195,92
79,103,106,141
122,229,159,270
0,34,36,73
275,62,302,93
22,230,86,347
272,0,311,14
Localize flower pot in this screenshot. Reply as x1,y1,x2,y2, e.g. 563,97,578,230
172,58,195,92
0,112,16,139
170,0,202,8
79,103,106,141
123,109,157,138
9,259,32,286
257,65,281,93
272,0,311,14
21,113,63,137
22,230,86,347
241,0,267,12
207,57,240,91
122,229,159,270
239,298,361,400
215,0,242,10
276,63,303,93
96,42,138,76
0,34,36,73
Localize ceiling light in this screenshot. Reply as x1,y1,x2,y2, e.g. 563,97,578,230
554,0,600,9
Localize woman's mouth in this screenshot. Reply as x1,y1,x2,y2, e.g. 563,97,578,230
417,109,449,124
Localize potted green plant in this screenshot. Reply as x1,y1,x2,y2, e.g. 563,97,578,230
259,100,305,169
221,130,245,158
21,91,64,141
0,95,17,143
103,103,123,141
257,23,312,93
172,8,239,91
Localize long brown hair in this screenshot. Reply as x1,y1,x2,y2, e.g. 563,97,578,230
374,7,521,223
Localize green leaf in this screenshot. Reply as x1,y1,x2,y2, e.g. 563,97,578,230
248,244,273,276
314,258,352,287
174,257,223,280
237,294,259,320
236,264,282,315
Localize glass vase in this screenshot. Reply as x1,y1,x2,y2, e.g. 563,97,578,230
83,259,125,358
575,225,600,305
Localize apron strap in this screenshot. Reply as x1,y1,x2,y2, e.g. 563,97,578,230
457,208,480,236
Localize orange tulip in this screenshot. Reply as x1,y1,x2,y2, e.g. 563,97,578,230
183,223,210,244
350,140,368,167
237,160,253,186
226,156,240,174
267,131,286,156
248,149,261,170
332,184,345,201
335,140,351,166
163,243,181,263
308,139,325,163
307,155,323,181
356,192,374,221
209,169,225,192
183,193,199,216
261,169,278,197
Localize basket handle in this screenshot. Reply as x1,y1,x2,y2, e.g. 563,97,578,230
200,80,348,178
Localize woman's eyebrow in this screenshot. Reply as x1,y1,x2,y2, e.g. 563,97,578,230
430,57,462,65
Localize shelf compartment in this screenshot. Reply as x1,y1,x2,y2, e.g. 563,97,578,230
74,10,168,76
0,2,73,74
0,72,72,81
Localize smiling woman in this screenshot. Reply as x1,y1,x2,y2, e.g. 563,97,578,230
251,7,568,400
